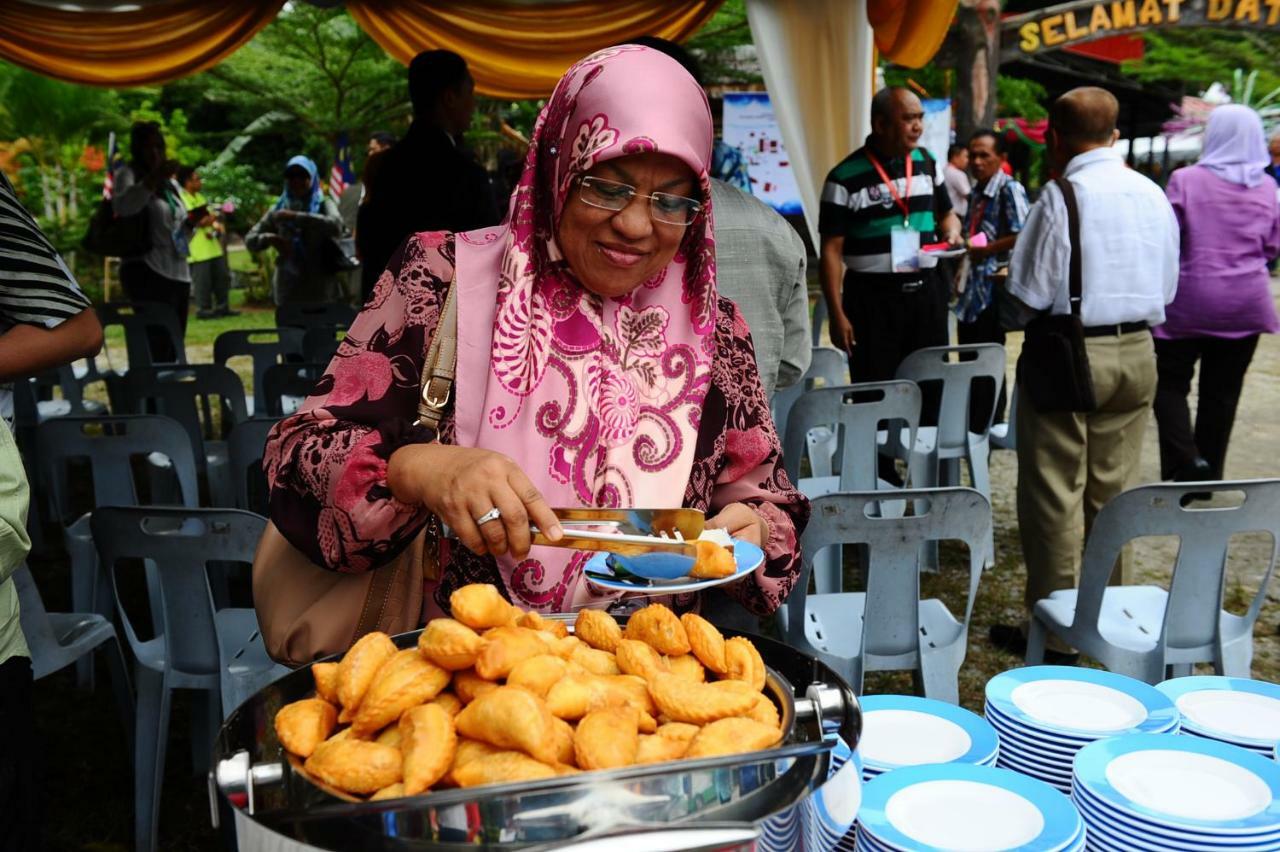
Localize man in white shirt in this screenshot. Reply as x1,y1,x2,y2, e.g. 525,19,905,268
990,87,1179,661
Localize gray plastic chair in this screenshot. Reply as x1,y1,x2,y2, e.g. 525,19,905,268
229,417,279,515
261,361,327,417
785,488,992,703
770,346,850,438
883,343,1005,566
301,324,346,364
989,385,1018,452
92,506,287,852
1027,479,1280,683
123,364,249,507
275,301,356,331
96,301,186,370
212,328,304,416
13,563,133,752
812,297,829,347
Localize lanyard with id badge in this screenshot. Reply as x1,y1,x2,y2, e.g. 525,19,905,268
867,151,919,272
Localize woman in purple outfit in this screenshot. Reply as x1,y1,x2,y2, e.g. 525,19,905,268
1154,104,1280,482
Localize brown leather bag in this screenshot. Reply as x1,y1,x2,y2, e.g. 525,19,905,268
252,283,458,667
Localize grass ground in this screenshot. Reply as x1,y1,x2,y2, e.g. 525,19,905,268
27,280,1280,850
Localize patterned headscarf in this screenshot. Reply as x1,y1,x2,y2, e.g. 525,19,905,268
452,45,715,610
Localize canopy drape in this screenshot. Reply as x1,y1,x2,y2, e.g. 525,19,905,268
868,0,958,69
346,0,724,100
0,0,285,88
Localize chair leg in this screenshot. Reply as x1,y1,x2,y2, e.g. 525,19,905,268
190,690,221,775
104,636,136,766
68,534,99,690
813,546,840,596
1025,616,1048,665
918,650,960,705
1219,636,1253,679
910,451,940,572
134,667,171,852
1167,662,1193,678
967,442,995,567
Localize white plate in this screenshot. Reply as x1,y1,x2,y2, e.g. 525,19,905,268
885,780,1046,850
861,709,973,767
582,539,763,595
1011,679,1148,733
1105,749,1273,823
1178,691,1280,745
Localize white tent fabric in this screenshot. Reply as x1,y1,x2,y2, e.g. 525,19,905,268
745,0,876,246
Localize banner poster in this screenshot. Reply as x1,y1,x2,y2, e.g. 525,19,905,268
920,98,953,177
721,91,805,216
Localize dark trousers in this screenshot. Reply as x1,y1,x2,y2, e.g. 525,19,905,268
0,658,39,851
191,255,231,314
956,297,1008,434
120,260,190,363
844,269,948,480
1153,335,1259,480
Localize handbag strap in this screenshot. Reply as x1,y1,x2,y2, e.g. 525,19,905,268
415,278,458,430
1054,176,1084,317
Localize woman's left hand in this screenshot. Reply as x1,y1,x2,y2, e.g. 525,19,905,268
705,503,768,547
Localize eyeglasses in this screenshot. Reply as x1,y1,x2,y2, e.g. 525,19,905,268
577,176,702,226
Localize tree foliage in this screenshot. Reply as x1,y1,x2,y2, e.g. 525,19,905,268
1124,29,1280,97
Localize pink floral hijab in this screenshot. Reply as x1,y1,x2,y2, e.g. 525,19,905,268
451,46,716,610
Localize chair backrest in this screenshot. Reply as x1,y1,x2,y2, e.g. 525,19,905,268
895,344,1006,450
96,301,186,369
91,507,266,675
771,346,850,435
783,381,920,489
229,418,279,514
811,298,828,347
38,415,199,523
212,328,305,413
791,488,991,660
275,302,357,331
301,325,346,364
122,365,248,469
1073,480,1280,656
12,563,56,652
261,362,327,417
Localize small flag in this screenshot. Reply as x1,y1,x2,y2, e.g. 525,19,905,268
329,132,355,203
102,131,123,200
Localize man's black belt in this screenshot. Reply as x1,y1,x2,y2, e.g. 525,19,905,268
1082,321,1148,337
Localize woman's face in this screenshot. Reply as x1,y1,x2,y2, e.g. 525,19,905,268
286,169,312,200
557,152,699,300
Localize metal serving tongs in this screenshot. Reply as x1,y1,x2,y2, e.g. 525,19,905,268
531,508,706,556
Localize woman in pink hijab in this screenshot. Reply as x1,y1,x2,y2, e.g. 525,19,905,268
264,46,808,618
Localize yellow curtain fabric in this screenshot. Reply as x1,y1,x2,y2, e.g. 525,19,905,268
347,0,724,100
0,0,285,88
867,0,959,68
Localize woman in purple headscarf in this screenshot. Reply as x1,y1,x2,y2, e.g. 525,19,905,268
1154,105,1280,483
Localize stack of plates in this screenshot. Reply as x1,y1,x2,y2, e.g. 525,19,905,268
856,764,1085,851
985,666,1179,792
1155,676,1280,759
1072,733,1280,851
858,695,999,781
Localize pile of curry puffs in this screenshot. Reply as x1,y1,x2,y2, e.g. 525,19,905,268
274,583,784,800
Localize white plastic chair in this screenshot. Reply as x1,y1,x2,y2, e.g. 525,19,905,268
93,506,287,852
212,328,304,416
989,385,1017,452
882,344,1005,567
228,417,280,515
784,488,992,703
770,346,850,446
1027,479,1280,683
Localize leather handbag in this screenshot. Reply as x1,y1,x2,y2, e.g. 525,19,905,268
252,282,458,666
1016,177,1097,414
81,197,151,258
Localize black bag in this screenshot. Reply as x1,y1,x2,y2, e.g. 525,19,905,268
82,197,150,258
321,235,360,273
1016,177,1097,413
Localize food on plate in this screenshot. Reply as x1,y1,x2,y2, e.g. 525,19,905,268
573,608,623,653
304,738,402,794
624,603,691,656
685,717,781,759
400,703,457,794
450,583,518,629
680,613,728,674
351,650,450,737
274,698,337,758
417,618,484,671
691,538,737,579
455,686,560,765
336,631,397,720
276,584,782,801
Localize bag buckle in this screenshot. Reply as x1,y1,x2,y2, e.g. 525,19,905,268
423,379,451,410
901,279,923,294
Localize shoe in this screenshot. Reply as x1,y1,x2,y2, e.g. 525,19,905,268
1171,458,1214,505
988,623,1079,666
195,309,216,319
217,308,241,317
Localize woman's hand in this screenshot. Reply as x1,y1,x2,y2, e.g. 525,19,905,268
388,443,563,559
705,503,768,548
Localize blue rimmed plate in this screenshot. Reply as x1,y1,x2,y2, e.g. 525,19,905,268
983,703,1093,755
857,763,1083,852
986,666,1179,739
859,695,999,771
1155,676,1280,750
1072,781,1280,850
582,538,763,594
1073,734,1280,836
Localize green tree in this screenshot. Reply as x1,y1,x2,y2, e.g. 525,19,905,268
1124,29,1280,96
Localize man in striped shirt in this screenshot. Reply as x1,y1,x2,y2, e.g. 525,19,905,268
818,87,962,398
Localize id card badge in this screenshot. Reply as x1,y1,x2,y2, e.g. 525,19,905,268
890,225,920,272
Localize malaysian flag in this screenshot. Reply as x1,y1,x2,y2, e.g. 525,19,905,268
102,131,123,200
329,132,355,203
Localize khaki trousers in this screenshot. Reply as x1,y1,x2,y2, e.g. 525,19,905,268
1016,330,1157,620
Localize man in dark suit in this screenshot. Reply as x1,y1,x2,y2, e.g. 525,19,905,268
357,50,500,301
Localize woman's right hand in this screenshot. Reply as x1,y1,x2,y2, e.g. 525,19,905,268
387,443,563,559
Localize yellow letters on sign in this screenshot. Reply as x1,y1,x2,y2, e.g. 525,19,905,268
1041,13,1067,44
1208,0,1233,20
1110,0,1138,28
1091,3,1113,30
1268,0,1280,24
1065,9,1090,37
1237,0,1262,21
1019,20,1041,51
1164,0,1185,21
1138,0,1163,24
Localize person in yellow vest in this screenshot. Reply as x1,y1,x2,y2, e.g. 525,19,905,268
177,166,236,318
